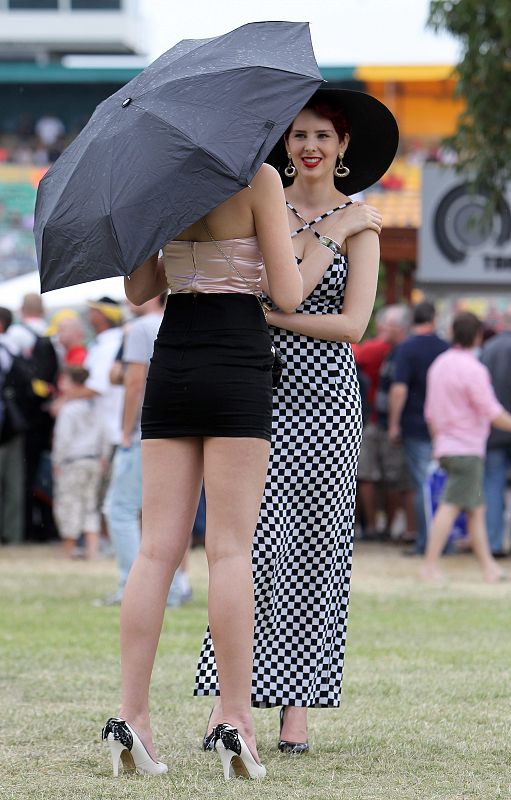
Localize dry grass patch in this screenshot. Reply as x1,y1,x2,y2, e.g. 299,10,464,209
0,542,510,800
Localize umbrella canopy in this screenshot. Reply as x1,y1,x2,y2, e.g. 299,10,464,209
34,21,322,292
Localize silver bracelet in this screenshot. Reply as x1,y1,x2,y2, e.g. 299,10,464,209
317,235,343,254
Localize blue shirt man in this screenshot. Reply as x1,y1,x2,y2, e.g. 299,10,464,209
388,301,448,554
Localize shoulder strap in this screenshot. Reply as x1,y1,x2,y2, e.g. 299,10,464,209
286,201,353,239
200,221,268,317
0,341,14,369
18,321,41,342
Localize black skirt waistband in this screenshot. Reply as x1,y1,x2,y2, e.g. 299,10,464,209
160,292,267,333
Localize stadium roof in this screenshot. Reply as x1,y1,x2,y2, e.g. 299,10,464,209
0,62,456,85
0,62,141,83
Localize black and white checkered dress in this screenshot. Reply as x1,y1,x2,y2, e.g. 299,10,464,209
194,204,362,708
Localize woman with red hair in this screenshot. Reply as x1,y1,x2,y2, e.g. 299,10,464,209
198,88,398,752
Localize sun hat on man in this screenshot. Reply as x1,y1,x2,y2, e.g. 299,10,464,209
86,296,123,326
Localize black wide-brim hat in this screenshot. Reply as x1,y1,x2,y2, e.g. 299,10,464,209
266,87,399,195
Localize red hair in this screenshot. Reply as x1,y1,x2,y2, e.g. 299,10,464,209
286,101,350,141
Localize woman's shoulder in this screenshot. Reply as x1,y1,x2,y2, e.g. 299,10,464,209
249,164,287,212
251,162,282,189
334,190,352,206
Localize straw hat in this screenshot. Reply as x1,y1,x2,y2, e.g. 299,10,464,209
86,296,123,325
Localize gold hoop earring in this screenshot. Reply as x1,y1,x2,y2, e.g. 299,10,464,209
334,153,350,178
284,153,297,178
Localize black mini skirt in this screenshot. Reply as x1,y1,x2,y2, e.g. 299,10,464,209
141,293,273,442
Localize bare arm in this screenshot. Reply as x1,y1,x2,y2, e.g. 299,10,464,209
124,254,167,306
261,202,382,302
427,421,437,440
121,362,147,448
74,385,97,400
297,203,382,302
388,382,408,444
266,228,380,343
259,237,332,300
251,165,302,312
491,409,511,432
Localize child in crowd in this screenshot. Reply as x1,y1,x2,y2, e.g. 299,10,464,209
422,312,511,583
52,365,109,559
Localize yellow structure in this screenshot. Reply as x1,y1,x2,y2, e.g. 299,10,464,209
357,65,464,141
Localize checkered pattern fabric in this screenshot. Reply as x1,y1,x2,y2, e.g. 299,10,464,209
194,213,362,708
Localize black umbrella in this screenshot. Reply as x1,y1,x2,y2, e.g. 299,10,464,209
34,21,322,292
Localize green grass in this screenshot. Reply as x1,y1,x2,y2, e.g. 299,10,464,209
1,543,510,800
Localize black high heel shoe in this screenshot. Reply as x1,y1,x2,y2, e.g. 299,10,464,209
202,708,216,752
278,706,309,754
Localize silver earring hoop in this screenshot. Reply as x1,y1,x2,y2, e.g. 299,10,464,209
334,154,350,179
284,153,297,178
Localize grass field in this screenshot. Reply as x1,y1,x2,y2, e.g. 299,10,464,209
0,542,510,800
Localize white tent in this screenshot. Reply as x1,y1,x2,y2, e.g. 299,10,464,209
0,271,127,311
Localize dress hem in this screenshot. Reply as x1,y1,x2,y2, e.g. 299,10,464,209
193,689,341,709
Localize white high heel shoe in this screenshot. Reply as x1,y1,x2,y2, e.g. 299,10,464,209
101,718,168,777
213,724,266,780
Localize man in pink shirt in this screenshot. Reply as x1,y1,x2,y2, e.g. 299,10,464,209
422,312,511,583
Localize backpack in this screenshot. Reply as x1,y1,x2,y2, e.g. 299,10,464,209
0,334,58,445
0,345,31,443
20,325,59,387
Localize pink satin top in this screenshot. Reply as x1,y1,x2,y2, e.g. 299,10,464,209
163,236,263,294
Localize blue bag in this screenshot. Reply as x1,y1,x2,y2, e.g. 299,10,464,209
424,463,468,540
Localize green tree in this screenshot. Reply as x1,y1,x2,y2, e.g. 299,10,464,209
428,1,511,208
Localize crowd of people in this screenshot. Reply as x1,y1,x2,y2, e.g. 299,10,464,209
353,299,511,581
0,292,197,607
0,113,73,167
1,292,510,577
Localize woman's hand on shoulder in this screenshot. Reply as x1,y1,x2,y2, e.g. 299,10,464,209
327,201,382,243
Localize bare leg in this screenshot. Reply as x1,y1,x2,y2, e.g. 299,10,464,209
402,489,417,541
384,486,399,527
357,480,378,536
119,438,203,760
85,530,99,560
420,502,459,581
206,697,224,736
467,505,503,583
178,540,192,600
61,537,75,558
280,706,308,744
204,436,270,763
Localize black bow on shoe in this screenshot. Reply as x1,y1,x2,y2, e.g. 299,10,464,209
212,724,242,756
203,730,216,752
101,717,133,751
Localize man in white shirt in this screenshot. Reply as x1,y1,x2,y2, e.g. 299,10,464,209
4,293,48,356
80,297,124,553
83,297,124,451
100,294,184,606
35,114,65,148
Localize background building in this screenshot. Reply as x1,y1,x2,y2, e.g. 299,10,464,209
0,11,472,304
0,0,146,281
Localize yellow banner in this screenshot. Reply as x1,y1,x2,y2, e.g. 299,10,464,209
0,164,47,188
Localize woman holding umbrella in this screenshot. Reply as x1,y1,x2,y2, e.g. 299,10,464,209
198,88,398,750
101,163,303,780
